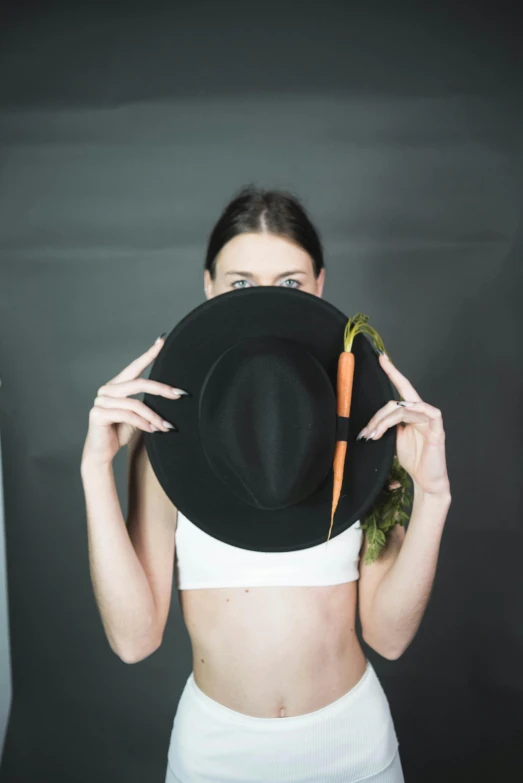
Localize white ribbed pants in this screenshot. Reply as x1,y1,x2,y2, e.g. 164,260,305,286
165,659,405,782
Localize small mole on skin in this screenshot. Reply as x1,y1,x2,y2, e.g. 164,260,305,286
200,658,205,664
245,589,249,592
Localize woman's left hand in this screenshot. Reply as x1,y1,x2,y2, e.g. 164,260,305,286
357,354,451,498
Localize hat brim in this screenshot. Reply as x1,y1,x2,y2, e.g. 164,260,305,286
143,286,396,552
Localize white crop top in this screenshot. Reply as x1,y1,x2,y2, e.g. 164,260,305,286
174,510,363,590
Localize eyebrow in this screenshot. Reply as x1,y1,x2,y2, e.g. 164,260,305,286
224,269,307,278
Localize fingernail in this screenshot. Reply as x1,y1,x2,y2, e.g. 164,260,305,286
171,388,189,396
162,421,176,430
365,429,376,440
155,332,167,344
356,430,366,440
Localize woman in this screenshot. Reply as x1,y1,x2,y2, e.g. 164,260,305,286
81,185,452,782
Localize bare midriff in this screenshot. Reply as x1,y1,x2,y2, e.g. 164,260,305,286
178,581,367,718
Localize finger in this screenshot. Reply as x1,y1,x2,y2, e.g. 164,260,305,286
359,399,443,439
358,399,406,438
396,400,443,420
93,395,175,431
366,409,429,440
97,378,188,400
107,337,166,385
379,354,422,403
393,400,445,438
90,405,166,434
367,407,443,441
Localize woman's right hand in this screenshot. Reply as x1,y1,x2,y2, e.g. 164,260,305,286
81,335,188,467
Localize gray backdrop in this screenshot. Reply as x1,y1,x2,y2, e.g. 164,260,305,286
0,1,522,781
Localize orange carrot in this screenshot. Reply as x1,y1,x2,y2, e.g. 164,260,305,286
327,351,354,543
325,313,388,545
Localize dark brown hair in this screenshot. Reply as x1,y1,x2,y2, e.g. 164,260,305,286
204,184,325,280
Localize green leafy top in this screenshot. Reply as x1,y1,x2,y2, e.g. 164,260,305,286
346,313,412,564
360,455,413,564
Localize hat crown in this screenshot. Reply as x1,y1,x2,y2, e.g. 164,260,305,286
199,335,336,510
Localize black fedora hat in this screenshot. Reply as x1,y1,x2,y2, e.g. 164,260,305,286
143,286,396,553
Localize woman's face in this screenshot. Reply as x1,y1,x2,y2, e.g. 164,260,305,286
204,232,325,300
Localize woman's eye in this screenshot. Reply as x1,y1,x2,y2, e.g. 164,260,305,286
231,280,251,289
231,278,301,290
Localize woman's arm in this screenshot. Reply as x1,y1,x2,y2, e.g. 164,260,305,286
356,351,452,660
80,431,177,663
359,487,451,659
